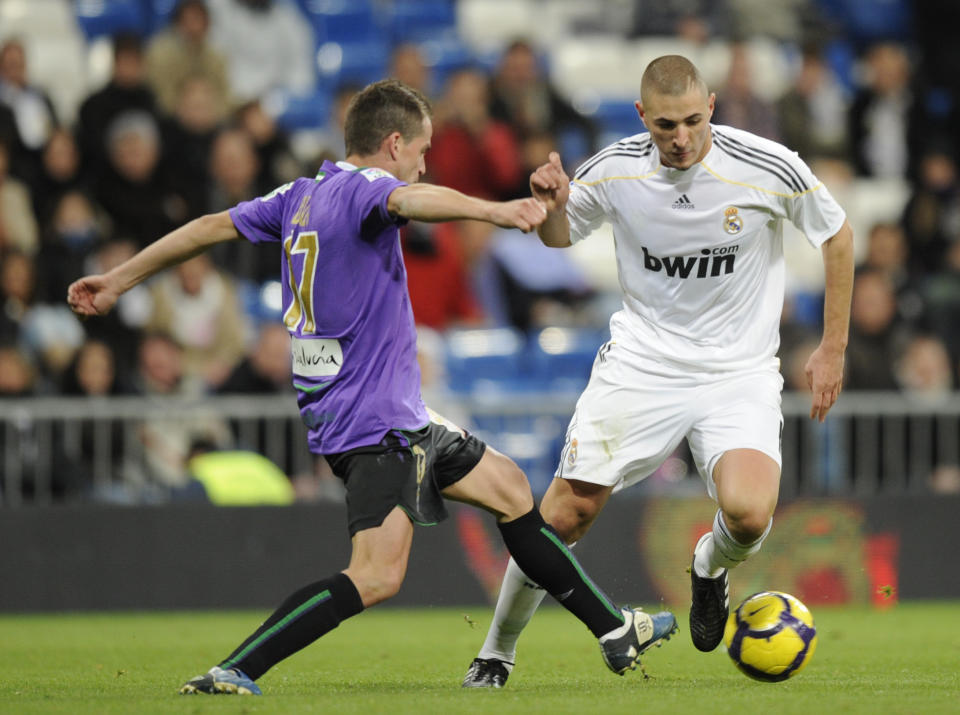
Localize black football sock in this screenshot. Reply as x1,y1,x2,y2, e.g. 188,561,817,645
219,572,364,680
497,508,623,637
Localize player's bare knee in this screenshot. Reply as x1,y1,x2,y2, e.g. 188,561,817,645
724,509,771,544
348,567,405,607
542,502,591,543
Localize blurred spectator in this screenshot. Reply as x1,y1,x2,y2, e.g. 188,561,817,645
727,0,823,44
777,43,850,162
207,126,264,210
162,75,227,219
0,249,35,343
0,38,57,157
80,239,154,379
389,43,434,97
0,342,35,397
94,110,185,247
30,128,85,224
629,0,730,41
402,222,484,330
0,103,28,179
146,0,232,117
130,331,231,488
206,126,276,282
76,33,158,177
489,40,596,153
921,238,960,366
901,148,960,274
848,42,915,178
858,221,925,325
146,253,248,388
36,191,107,303
60,338,126,397
894,333,955,402
470,222,595,330
219,322,292,393
713,42,780,141
312,83,360,160
0,139,38,254
429,67,523,200
207,0,314,102
235,99,300,188
845,268,905,389
19,301,86,387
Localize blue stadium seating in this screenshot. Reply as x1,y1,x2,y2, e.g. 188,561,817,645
526,326,606,393
75,0,146,38
385,0,457,44
271,89,331,130
444,327,527,393
315,39,390,90
300,0,384,44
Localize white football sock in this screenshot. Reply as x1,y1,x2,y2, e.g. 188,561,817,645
693,509,772,579
477,557,549,664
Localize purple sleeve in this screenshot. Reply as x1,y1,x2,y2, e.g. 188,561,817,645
229,181,298,244
350,171,409,233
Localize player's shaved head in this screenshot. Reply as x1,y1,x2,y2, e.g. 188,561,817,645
640,55,708,105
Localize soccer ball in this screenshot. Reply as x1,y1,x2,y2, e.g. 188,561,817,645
723,591,817,682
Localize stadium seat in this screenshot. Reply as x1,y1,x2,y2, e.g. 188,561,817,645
300,0,383,43
418,35,476,92
587,99,645,146
526,326,606,393
386,0,456,44
315,39,389,90
444,327,526,393
144,0,179,34
74,0,146,39
266,89,332,130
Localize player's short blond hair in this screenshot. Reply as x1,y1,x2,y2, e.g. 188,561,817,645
640,55,708,105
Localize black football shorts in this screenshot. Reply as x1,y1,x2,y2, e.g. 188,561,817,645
326,413,486,536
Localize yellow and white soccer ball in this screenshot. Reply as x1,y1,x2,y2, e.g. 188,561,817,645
723,591,818,682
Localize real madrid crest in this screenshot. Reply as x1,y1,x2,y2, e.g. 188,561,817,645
567,438,578,467
723,206,743,235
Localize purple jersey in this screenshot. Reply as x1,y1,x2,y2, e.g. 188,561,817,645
229,160,429,454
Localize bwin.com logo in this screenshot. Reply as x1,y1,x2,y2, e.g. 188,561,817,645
642,244,738,278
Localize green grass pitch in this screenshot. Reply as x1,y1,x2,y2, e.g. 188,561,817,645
1,602,958,714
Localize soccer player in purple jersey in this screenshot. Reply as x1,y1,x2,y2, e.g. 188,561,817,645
67,80,677,695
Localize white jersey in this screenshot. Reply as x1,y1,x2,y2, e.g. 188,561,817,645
568,124,846,371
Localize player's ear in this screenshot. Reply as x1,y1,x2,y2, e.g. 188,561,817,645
384,131,403,160
635,100,647,129
707,92,716,118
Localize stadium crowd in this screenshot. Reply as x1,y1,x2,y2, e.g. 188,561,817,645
1,0,959,499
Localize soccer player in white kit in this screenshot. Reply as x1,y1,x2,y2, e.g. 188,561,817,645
462,55,854,687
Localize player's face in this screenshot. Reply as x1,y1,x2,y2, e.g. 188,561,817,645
637,87,715,170
396,116,432,183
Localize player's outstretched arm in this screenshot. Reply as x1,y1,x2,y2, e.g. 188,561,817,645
388,184,546,232
529,151,572,248
67,211,240,317
805,219,854,422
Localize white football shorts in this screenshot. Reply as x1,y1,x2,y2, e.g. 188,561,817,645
555,336,784,500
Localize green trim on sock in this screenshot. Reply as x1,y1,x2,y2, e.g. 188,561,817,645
540,527,624,623
221,589,332,669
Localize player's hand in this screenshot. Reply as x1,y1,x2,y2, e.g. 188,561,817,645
490,197,548,233
67,275,121,317
529,152,570,212
804,343,845,422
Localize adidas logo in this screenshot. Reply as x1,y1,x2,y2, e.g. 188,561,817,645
672,194,695,209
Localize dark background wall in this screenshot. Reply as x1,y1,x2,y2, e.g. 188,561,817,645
1,495,957,612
